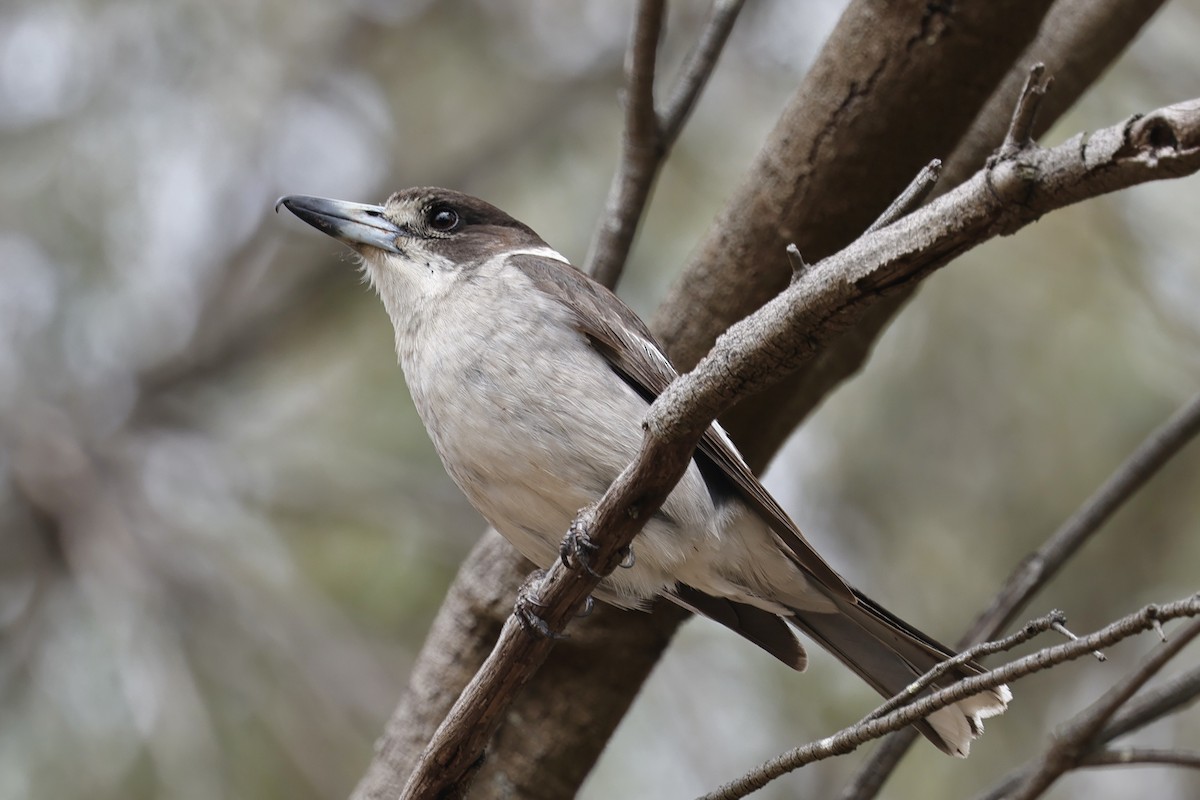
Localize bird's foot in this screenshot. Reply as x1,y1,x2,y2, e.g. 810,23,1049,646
559,517,635,576
514,569,566,639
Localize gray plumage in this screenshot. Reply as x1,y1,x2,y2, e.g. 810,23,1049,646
278,187,1010,756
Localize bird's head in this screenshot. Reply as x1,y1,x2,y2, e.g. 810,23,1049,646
276,187,559,304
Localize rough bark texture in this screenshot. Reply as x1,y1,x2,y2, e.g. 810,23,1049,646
350,1,1172,798
721,0,1166,469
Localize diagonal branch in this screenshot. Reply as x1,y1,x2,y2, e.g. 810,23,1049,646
842,368,1200,800
1006,618,1200,800
972,665,1200,800
1101,664,1200,741
397,94,1200,799
701,597,1200,800
964,388,1200,645
974,622,1200,800
658,0,747,144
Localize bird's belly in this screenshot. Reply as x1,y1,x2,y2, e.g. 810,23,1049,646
414,344,718,607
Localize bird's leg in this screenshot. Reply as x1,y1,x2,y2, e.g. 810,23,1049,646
514,569,566,639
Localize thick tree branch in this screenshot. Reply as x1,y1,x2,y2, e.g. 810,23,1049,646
586,0,746,288
721,0,1165,470
702,597,1200,800
398,94,1200,799
356,5,1177,797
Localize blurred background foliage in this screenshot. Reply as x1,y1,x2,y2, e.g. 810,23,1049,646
1,1,1198,799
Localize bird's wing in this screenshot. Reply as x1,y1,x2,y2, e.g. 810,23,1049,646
510,254,853,601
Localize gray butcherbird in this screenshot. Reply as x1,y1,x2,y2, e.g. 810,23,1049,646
277,187,1009,756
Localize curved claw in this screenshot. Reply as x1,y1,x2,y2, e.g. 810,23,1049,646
618,547,636,569
516,603,566,640
514,568,567,640
560,522,604,578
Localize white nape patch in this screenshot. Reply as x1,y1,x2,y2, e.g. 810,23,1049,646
506,246,572,265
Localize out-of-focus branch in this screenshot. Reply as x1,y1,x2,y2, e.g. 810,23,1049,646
658,0,746,145
1101,665,1200,741
964,389,1200,644
842,385,1200,799
976,664,1200,799
702,598,1200,800
972,621,1200,800
586,0,746,288
1006,619,1200,800
1079,748,1200,771
396,91,1200,799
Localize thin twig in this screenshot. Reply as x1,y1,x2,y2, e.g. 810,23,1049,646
785,243,808,276
586,0,747,287
1005,618,1200,800
966,389,1200,645
861,610,1065,724
843,387,1200,800
1050,618,1108,661
625,0,665,151
700,597,1200,800
1000,63,1052,156
864,159,942,234
974,664,1200,800
659,0,747,144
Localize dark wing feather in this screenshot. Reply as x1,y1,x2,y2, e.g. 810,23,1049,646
510,254,853,602
668,585,808,670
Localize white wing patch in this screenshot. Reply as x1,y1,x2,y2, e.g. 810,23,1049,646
632,332,752,472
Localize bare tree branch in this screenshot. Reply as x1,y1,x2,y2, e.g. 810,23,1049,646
972,665,1200,800
841,330,1200,800
1005,618,1200,800
863,159,942,235
586,0,746,288
860,610,1067,725
999,64,1052,156
1079,748,1200,771
966,389,1200,644
1102,665,1200,741
973,627,1200,800
721,0,1164,471
658,0,746,145
701,597,1200,800
397,94,1200,799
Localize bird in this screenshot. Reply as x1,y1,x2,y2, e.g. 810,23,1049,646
276,187,1010,756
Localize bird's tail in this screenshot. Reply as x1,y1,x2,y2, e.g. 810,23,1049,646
789,589,1010,757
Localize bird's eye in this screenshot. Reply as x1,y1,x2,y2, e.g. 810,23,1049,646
426,206,460,232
